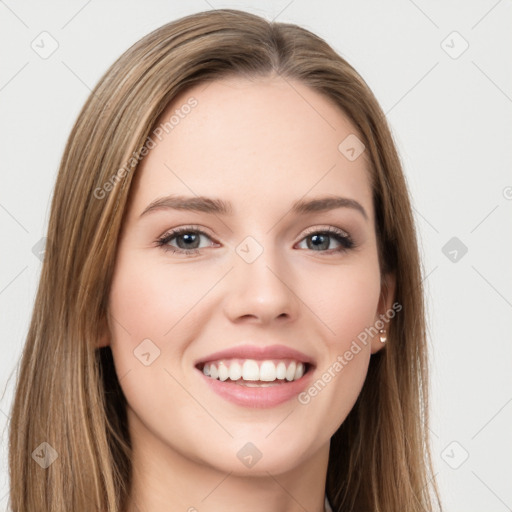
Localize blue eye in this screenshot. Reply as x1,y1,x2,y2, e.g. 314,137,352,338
156,226,215,256
297,226,354,253
156,225,355,256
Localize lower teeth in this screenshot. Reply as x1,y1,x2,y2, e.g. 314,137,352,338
236,381,284,387
207,376,288,386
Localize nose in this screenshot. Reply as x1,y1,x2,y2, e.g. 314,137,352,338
222,243,300,325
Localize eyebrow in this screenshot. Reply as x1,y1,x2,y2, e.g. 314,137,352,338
139,194,368,220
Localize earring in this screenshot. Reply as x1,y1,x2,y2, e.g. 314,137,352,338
379,328,387,343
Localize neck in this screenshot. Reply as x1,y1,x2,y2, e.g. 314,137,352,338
124,411,330,512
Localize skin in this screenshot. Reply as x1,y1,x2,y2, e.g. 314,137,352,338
100,75,395,512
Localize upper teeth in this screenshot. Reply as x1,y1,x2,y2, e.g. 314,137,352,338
202,359,306,382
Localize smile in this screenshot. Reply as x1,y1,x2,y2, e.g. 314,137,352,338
195,358,315,408
198,358,309,383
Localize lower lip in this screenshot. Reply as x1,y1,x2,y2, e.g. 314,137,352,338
197,366,315,408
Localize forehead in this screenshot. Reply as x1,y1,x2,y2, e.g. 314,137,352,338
128,76,373,221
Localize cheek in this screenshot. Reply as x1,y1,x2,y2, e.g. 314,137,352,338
302,259,382,347
106,252,200,389
108,252,204,345
296,257,381,431
106,253,210,441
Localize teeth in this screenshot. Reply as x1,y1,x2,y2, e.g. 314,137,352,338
285,361,296,381
242,360,260,381
239,381,281,387
229,361,242,381
201,359,307,383
218,362,229,381
259,361,277,381
276,361,287,379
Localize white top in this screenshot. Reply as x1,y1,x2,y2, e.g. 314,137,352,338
325,494,333,512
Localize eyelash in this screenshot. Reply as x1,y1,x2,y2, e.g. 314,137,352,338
155,225,355,257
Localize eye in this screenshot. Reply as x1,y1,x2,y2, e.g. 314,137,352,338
156,226,217,256
296,226,355,254
156,225,355,257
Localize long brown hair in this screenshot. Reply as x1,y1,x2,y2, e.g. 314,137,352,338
8,9,442,511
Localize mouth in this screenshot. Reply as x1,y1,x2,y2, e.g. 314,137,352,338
193,344,316,407
195,358,314,386
194,357,316,408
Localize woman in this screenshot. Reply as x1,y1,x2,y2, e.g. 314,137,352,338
8,9,443,512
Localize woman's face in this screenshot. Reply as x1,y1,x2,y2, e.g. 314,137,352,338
105,76,394,476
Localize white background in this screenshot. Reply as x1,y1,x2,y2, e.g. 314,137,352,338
1,1,511,511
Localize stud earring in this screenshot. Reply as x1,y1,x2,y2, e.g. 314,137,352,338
379,328,387,343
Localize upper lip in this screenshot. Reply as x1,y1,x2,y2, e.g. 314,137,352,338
194,344,316,368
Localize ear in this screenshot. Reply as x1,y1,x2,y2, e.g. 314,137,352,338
370,272,396,354
96,312,110,348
